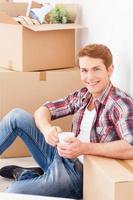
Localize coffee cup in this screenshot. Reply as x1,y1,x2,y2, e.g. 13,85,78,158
58,132,75,144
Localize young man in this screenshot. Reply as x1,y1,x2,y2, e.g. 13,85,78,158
0,44,133,199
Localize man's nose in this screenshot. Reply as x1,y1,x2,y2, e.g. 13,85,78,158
85,71,94,81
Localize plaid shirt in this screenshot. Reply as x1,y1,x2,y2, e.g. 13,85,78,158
43,82,133,145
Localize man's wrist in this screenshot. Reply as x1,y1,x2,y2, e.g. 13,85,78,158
82,142,100,156
42,125,52,135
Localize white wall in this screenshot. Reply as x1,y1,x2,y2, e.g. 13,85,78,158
76,0,133,96
56,0,133,96
13,0,133,95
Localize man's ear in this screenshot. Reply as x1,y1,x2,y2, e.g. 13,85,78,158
108,64,114,77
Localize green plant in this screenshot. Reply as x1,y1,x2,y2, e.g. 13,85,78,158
48,5,71,24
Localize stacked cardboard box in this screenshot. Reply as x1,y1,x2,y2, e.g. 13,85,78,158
0,2,83,157
84,156,133,200
0,68,82,158
0,2,82,72
0,0,10,2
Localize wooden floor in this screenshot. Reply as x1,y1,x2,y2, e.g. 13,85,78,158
0,157,37,192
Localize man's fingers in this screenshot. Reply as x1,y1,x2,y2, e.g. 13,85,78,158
56,126,62,133
64,137,76,143
51,135,59,143
44,125,62,147
47,137,58,147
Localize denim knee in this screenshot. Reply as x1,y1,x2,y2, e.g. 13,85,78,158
8,108,28,118
5,108,33,128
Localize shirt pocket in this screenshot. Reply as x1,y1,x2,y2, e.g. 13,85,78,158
95,126,114,137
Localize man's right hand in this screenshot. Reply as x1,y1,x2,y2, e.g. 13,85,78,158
44,126,62,147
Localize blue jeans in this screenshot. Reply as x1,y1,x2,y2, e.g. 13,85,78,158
0,108,83,199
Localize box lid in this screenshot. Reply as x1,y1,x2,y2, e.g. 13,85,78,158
0,11,18,24
23,23,84,32
0,2,41,17
0,2,28,17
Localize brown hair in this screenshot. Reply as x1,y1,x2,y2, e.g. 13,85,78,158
77,44,113,69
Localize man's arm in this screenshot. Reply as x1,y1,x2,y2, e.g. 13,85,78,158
57,139,133,160
34,106,52,132
34,106,62,147
84,139,133,159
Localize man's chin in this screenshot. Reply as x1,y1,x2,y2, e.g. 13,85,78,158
86,87,96,92
87,88,99,95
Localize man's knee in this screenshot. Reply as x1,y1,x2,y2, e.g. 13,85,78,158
7,108,28,120
8,108,26,115
5,108,33,127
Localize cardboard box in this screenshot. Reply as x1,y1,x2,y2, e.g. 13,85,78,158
84,155,133,200
0,0,11,2
0,2,83,72
0,1,40,17
0,68,83,158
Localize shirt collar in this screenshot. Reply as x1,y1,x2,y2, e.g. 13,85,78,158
95,82,113,106
82,82,113,107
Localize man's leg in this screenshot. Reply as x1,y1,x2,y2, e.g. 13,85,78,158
0,108,83,199
6,153,83,199
0,108,56,171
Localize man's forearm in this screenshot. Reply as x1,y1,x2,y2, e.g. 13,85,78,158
83,140,133,159
34,106,52,134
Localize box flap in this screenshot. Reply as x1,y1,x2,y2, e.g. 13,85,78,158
0,2,41,17
0,2,28,17
23,23,84,32
86,156,133,183
0,11,18,24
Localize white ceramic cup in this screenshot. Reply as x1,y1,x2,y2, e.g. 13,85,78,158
58,132,75,144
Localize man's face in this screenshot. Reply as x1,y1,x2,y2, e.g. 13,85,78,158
79,56,113,98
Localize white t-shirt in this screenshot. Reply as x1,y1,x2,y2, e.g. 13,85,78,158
77,108,96,163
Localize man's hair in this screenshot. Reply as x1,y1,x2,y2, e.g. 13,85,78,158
77,44,113,69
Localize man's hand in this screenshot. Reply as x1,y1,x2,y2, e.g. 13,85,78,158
44,126,62,147
57,137,85,159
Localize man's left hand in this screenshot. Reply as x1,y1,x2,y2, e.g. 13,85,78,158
57,137,84,159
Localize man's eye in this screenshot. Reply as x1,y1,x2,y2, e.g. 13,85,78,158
81,69,88,72
94,68,100,71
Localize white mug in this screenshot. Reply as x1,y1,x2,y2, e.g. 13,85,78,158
58,132,75,144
